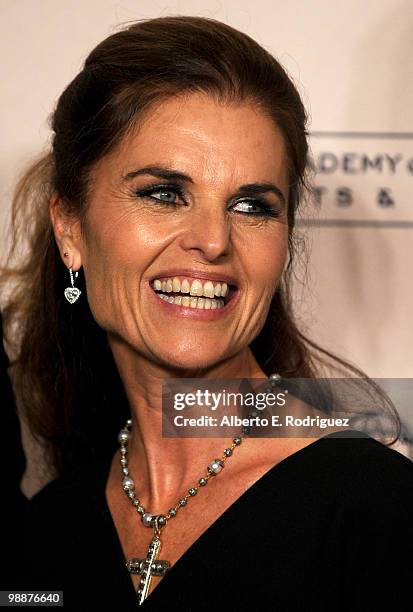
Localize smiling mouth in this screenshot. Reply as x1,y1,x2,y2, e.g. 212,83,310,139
149,277,238,310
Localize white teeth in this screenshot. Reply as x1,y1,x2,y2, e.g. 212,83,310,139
203,281,215,298
190,279,204,296
152,277,232,301
157,293,224,309
181,279,190,293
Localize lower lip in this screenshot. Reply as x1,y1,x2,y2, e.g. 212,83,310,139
147,283,240,320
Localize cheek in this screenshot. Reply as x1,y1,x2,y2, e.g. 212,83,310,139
84,209,165,273
244,227,288,288
80,211,170,324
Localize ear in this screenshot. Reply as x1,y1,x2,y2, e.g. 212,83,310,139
50,193,83,271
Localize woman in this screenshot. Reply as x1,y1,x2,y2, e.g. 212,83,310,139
1,15,412,611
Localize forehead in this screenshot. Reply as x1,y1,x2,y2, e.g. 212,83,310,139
97,92,288,186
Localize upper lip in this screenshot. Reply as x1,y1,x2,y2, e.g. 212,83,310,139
148,268,239,288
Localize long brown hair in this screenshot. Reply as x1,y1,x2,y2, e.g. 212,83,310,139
0,16,401,479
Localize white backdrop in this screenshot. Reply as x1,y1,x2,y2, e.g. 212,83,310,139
1,1,413,483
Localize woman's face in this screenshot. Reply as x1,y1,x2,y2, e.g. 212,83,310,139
68,92,289,372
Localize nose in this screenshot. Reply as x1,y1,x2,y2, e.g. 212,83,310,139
179,204,231,261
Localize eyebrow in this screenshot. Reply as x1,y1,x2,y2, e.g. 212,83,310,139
122,165,287,206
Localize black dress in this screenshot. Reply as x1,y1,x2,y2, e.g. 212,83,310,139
1,314,28,589
23,430,413,611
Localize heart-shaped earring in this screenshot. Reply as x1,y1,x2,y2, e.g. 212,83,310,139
64,268,82,304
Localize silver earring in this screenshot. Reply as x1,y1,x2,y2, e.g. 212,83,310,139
64,268,81,304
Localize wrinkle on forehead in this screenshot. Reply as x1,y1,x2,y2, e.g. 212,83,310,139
91,91,288,199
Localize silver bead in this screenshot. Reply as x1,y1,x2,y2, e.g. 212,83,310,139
269,373,281,382
118,429,130,444
208,459,223,475
122,476,134,490
142,513,154,527
224,448,232,457
233,437,241,445
127,490,135,499
198,477,208,486
127,418,132,427
133,499,140,506
120,458,127,466
168,508,177,517
179,498,187,506
136,505,145,515
269,374,281,388
188,487,197,496
122,467,129,476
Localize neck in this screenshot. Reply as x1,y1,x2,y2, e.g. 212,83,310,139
108,333,268,511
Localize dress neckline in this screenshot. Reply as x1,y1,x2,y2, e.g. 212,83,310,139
92,429,372,606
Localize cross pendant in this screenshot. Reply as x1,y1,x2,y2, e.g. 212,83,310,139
126,535,171,605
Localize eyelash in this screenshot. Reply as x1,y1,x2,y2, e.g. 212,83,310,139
134,183,281,218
